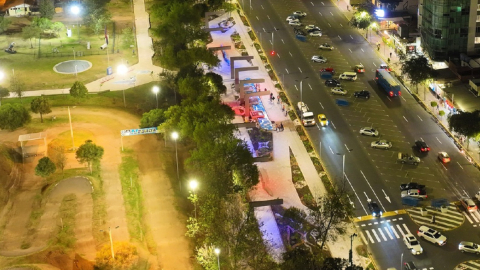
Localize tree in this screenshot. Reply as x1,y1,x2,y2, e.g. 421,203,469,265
139,109,166,128
281,246,323,270
31,17,52,32
205,72,227,95
50,145,67,177
22,25,40,48
76,140,104,173
448,110,480,149
69,81,88,99
35,157,56,179
39,0,55,19
87,9,112,35
195,244,218,270
95,241,139,269
352,11,372,29
0,16,11,34
30,96,52,123
439,110,445,118
51,22,65,37
430,101,438,111
121,26,135,49
9,74,26,101
0,87,9,106
401,55,435,93
0,103,31,130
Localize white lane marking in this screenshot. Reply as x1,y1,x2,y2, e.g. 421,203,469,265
319,12,323,16
321,1,325,5
311,1,314,5
261,4,264,9
403,116,408,122
345,175,368,215
373,62,377,67
417,115,423,121
402,224,412,235
360,170,385,211
267,15,270,20
361,48,364,52
348,48,352,53
378,228,387,241
441,162,447,170
330,12,334,16
396,224,405,237
319,102,324,109
386,96,392,102
298,67,303,73
464,212,474,224
294,85,298,91
338,35,342,40
390,225,400,238
328,23,331,27
350,35,353,39
365,231,375,243
289,51,292,56
329,146,334,154
277,53,281,58
360,232,368,244
436,137,442,144
308,83,312,90
457,162,464,170
281,39,285,44
340,23,343,27
472,211,480,223
401,96,406,102
474,211,480,223
384,227,393,240
372,229,381,242
286,68,290,74
256,16,259,20
331,121,336,129
344,144,350,151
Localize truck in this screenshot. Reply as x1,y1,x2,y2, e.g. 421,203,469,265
398,152,420,165
375,69,401,97
297,102,316,126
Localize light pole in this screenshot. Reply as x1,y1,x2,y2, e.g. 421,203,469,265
295,77,309,121
172,132,180,188
214,248,221,270
71,5,80,38
400,252,404,270
189,179,198,219
266,28,279,52
117,64,128,107
336,148,352,181
349,233,357,267
152,86,159,109
100,226,120,259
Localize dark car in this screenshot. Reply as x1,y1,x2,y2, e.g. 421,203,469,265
325,79,341,87
404,261,418,270
354,90,370,99
307,27,321,33
293,28,306,36
400,182,425,191
415,140,430,152
368,201,382,217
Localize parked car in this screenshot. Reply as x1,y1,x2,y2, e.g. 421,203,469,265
319,43,334,50
325,79,341,87
305,25,320,31
311,55,327,63
354,64,365,73
360,127,379,137
460,198,478,212
415,140,430,152
438,152,451,163
371,140,392,149
398,153,420,165
309,31,322,37
320,67,335,74
401,189,427,199
400,182,425,191
354,90,370,99
317,114,328,126
403,234,423,255
459,241,480,254
293,11,307,17
368,201,382,217
289,21,302,26
331,87,347,95
286,15,299,22
417,226,447,246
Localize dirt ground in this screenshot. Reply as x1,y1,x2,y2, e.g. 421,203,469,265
0,107,193,269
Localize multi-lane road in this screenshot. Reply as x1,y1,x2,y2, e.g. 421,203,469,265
241,0,480,268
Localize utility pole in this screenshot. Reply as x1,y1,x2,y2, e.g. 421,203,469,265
349,233,357,267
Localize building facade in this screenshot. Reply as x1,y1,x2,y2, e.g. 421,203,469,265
419,0,480,60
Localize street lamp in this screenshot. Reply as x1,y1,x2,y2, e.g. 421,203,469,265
152,86,159,109
117,64,128,108
172,132,180,188
100,226,120,259
336,148,352,181
189,179,198,219
267,27,279,52
295,77,309,121
70,5,80,38
349,233,357,267
214,248,221,270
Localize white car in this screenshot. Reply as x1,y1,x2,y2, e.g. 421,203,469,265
459,241,480,254
286,15,298,22
417,226,447,246
403,234,423,255
311,55,327,63
331,87,347,95
360,127,379,137
309,31,322,37
371,140,392,149
319,43,334,50
293,11,307,17
289,21,302,26
305,25,320,31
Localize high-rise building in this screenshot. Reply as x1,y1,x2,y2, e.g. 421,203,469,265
419,0,480,60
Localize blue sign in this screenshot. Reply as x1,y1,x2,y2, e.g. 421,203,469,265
107,66,113,75
121,127,158,136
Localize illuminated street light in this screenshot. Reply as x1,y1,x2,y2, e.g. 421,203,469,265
152,86,159,109
172,132,180,188
70,5,81,38
214,248,221,270
100,226,120,259
117,64,128,107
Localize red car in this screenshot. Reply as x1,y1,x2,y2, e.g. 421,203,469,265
379,63,391,72
319,67,335,74
354,64,365,73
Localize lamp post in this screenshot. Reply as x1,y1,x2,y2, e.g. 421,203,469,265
172,132,180,188
70,5,80,38
189,179,198,219
117,64,128,107
100,226,120,259
295,77,309,122
266,27,279,52
336,148,352,181
349,233,357,267
214,248,221,270
400,252,404,270
152,86,159,109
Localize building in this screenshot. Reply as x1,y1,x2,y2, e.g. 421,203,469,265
419,0,480,61
0,0,36,16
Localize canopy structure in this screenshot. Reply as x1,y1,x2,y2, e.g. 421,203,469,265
18,132,47,159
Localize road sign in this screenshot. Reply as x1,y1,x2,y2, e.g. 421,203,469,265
121,127,158,137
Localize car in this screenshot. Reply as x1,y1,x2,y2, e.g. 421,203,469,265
307,28,321,33
415,140,430,152
293,11,307,17
417,225,447,246
403,234,423,255
320,67,335,74
325,79,341,87
438,152,451,163
371,140,392,149
317,114,328,126
400,182,425,191
379,63,391,72
354,90,370,99
311,55,327,63
286,15,299,22
309,31,322,37
404,261,418,270
331,87,347,95
289,21,302,26
459,241,480,254
354,64,365,73
368,201,382,217
319,43,334,50
398,153,421,165
461,198,478,212
401,189,427,199
305,25,320,31
293,28,306,36
360,127,379,137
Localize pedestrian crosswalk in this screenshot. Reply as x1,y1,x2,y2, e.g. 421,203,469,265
406,204,464,231
356,218,412,244
462,210,480,227
456,260,480,270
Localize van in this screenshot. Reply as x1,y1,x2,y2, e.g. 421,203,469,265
339,72,357,81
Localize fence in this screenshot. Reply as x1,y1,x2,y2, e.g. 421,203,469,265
33,49,108,58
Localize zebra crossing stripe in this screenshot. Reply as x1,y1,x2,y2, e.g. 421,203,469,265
372,229,381,242
467,261,480,267
390,225,400,238
459,263,478,270
472,211,480,223
359,231,368,244
383,227,393,240
377,228,387,241
403,224,412,235
365,231,375,243
463,212,474,224
396,224,405,237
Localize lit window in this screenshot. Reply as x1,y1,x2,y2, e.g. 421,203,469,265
477,15,480,22
475,37,480,44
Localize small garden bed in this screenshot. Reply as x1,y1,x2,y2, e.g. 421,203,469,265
247,127,273,159
290,148,316,209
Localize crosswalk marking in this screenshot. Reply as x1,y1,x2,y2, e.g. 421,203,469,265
378,228,387,241
463,212,473,224
365,231,374,243
397,224,405,237
390,225,400,238
372,229,381,242
473,211,480,223
468,261,480,267
383,227,393,240
359,232,368,244
402,224,412,234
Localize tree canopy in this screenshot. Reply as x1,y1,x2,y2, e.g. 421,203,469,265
31,96,52,123
448,110,480,147
400,55,436,92
139,109,166,128
35,156,56,178
0,103,31,130
0,87,9,106
39,0,55,19
95,241,139,269
70,81,89,99
352,11,372,29
76,140,104,173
